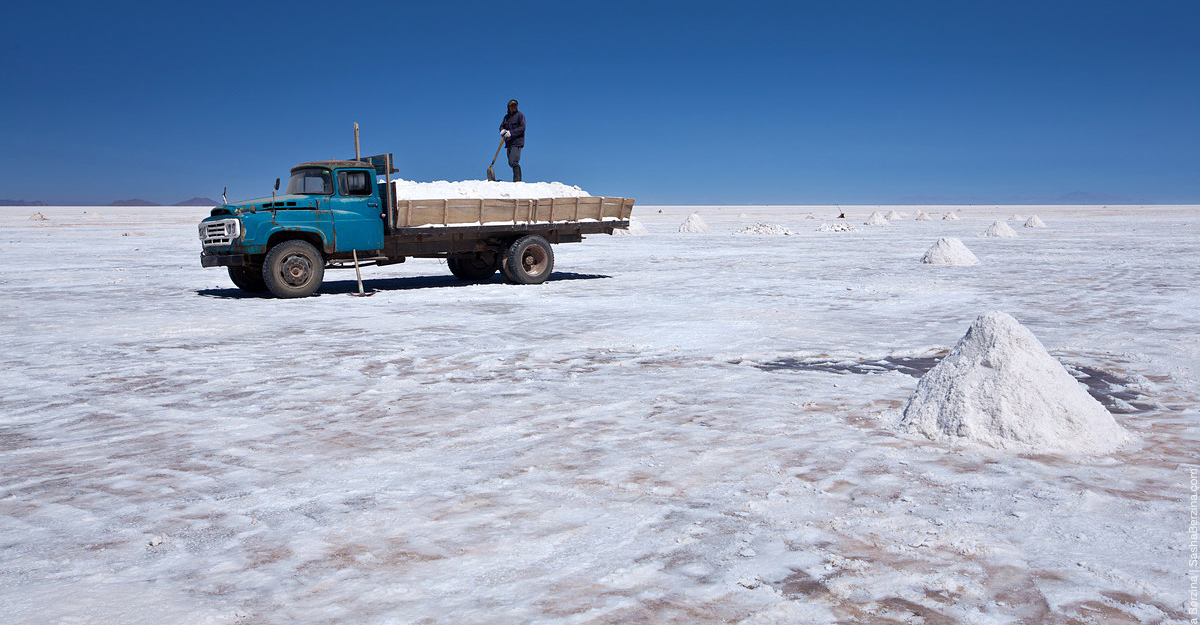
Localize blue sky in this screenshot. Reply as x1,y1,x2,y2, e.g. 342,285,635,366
1,0,1197,205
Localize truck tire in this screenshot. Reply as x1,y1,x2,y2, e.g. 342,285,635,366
227,266,267,292
448,254,498,281
263,240,324,298
501,235,554,285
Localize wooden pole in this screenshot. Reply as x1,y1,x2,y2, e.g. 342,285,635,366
354,122,360,160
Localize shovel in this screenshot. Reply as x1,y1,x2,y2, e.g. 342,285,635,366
486,138,504,181
348,249,375,297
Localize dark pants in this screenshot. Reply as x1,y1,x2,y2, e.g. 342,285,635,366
507,146,522,182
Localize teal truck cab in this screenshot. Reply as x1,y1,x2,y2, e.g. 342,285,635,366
198,156,634,298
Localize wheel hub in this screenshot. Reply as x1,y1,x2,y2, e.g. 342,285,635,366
522,248,546,276
281,254,312,286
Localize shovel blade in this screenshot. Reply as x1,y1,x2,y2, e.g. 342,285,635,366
486,165,496,182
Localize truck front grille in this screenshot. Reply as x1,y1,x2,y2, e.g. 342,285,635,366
199,219,241,247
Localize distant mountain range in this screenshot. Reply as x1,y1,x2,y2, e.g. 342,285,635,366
172,197,220,206
1,198,219,207
110,198,221,206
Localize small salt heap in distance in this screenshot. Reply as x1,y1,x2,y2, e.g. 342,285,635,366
1025,215,1047,228
899,311,1131,454
885,209,903,220
865,211,889,226
736,223,793,235
920,238,979,266
982,220,1018,237
613,216,649,235
678,213,710,233
914,210,932,221
942,212,960,220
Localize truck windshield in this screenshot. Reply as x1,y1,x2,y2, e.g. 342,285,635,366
286,168,332,195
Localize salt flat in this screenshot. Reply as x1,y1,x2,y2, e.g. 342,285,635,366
1,204,1197,624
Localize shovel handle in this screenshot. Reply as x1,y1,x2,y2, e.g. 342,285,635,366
490,138,505,166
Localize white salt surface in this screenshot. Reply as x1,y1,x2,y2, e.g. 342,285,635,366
678,212,711,233
884,209,903,220
1025,215,1047,228
920,237,979,266
982,220,1018,237
735,223,792,235
387,178,589,200
2,204,1198,624
864,211,888,226
914,210,931,221
816,222,860,232
899,311,1131,454
612,215,648,235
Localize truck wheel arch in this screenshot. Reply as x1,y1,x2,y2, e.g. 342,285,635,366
267,230,328,255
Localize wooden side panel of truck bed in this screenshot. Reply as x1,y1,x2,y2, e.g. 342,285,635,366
390,197,635,230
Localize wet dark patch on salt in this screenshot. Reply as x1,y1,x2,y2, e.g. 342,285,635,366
753,356,939,378
752,356,1155,414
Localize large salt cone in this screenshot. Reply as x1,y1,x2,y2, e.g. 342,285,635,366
1025,215,1047,228
899,311,1131,454
865,211,888,226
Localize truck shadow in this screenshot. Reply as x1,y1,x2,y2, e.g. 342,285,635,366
195,271,611,298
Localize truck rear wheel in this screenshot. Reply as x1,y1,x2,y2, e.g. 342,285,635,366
227,266,267,292
448,254,497,281
263,240,324,298
501,235,554,285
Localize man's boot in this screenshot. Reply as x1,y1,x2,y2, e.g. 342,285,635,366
513,165,522,183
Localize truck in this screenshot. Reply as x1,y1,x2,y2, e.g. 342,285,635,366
197,153,635,298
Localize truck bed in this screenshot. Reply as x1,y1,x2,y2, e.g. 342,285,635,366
389,196,635,230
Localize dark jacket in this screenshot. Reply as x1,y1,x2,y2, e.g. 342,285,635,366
500,109,525,148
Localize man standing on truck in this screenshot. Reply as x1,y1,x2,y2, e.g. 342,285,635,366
499,99,525,182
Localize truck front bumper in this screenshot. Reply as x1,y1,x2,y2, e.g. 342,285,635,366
201,252,245,267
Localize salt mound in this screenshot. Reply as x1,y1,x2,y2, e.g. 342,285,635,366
817,223,859,232
28,212,48,221
942,212,960,220
899,311,1131,454
613,216,649,236
920,238,979,266
736,223,793,235
885,209,903,220
805,214,817,220
1025,215,1047,228
982,220,1018,238
387,178,589,200
1010,214,1025,221
914,210,932,221
678,213,710,233
865,211,889,226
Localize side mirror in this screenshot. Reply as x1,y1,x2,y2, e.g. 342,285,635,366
274,178,281,191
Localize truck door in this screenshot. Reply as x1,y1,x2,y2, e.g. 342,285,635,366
328,169,385,252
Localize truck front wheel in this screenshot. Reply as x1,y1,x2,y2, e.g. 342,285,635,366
227,266,267,292
448,253,498,281
501,235,554,285
263,240,324,298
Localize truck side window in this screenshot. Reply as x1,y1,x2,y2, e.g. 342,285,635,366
338,170,372,196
